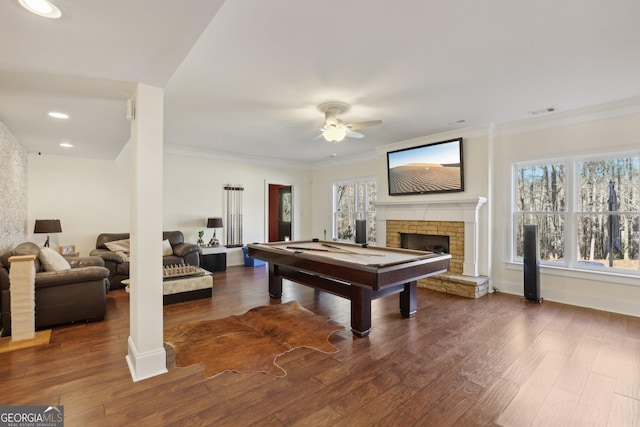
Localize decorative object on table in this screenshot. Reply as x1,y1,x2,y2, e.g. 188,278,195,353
197,230,205,247
33,219,62,248
58,245,77,256
207,217,223,246
164,301,344,377
162,264,204,278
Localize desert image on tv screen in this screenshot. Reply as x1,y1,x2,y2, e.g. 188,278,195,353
388,140,462,194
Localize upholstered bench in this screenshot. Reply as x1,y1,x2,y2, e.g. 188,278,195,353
123,269,213,305
162,273,213,305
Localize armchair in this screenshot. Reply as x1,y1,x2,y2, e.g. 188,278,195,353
90,231,200,289
0,242,110,337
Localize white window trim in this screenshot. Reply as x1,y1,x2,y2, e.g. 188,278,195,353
511,150,640,278
332,176,377,242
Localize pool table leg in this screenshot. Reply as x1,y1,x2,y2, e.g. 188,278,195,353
269,264,282,299
399,281,418,318
351,286,372,338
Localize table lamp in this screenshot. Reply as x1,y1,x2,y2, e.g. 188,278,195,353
34,219,62,247
207,217,223,246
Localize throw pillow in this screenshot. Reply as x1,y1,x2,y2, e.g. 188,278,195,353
39,247,71,271
162,239,173,256
105,239,130,253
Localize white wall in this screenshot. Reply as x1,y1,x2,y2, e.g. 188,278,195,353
27,149,312,266
310,126,492,276
162,152,312,265
28,152,131,255
491,104,640,316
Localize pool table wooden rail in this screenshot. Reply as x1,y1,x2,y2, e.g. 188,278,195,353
247,240,451,337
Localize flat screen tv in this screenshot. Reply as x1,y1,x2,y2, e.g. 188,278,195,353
387,137,464,195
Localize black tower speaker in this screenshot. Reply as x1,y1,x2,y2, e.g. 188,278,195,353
523,224,542,303
355,219,367,244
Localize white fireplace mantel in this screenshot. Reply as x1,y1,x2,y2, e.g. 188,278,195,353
376,197,487,277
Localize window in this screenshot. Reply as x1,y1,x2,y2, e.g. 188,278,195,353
334,178,377,243
514,163,567,264
513,153,639,274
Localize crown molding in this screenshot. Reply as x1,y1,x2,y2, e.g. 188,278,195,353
375,124,492,155
311,124,493,169
495,96,640,136
310,148,380,169
163,144,311,169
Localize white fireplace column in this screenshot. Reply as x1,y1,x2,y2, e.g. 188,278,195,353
376,197,487,277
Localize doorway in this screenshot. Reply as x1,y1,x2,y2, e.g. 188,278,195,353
267,183,292,242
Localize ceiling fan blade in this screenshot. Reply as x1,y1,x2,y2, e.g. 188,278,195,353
348,120,382,131
346,130,364,138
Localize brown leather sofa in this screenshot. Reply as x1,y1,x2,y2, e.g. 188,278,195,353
90,231,200,290
0,242,110,337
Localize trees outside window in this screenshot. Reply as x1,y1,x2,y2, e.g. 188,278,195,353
514,163,567,264
334,179,377,243
513,154,639,273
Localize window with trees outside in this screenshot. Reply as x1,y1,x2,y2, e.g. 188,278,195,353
334,179,377,244
513,153,639,274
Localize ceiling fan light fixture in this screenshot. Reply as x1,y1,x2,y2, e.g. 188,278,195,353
48,111,69,119
316,101,382,143
322,126,347,143
19,0,62,19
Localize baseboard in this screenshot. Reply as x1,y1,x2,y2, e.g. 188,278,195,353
126,336,168,382
494,279,640,317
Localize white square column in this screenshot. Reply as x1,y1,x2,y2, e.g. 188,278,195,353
126,84,167,381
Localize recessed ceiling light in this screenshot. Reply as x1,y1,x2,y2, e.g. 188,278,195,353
59,142,73,148
48,111,69,119
18,0,61,19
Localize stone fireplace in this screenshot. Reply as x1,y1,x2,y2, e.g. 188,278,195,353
388,221,464,275
376,198,489,298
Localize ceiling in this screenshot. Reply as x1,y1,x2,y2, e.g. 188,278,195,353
2,0,640,164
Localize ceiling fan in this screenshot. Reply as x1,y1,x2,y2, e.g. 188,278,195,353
317,102,382,143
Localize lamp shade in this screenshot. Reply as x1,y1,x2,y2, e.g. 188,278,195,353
33,219,62,234
207,217,223,228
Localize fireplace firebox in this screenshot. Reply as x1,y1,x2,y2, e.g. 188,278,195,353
401,233,449,254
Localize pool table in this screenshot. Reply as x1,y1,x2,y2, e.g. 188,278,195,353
247,239,451,337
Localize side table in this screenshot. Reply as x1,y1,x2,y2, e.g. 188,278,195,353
199,246,227,272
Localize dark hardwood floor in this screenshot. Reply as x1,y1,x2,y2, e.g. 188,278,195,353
2,265,639,426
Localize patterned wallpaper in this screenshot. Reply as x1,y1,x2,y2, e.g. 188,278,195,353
0,120,28,252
